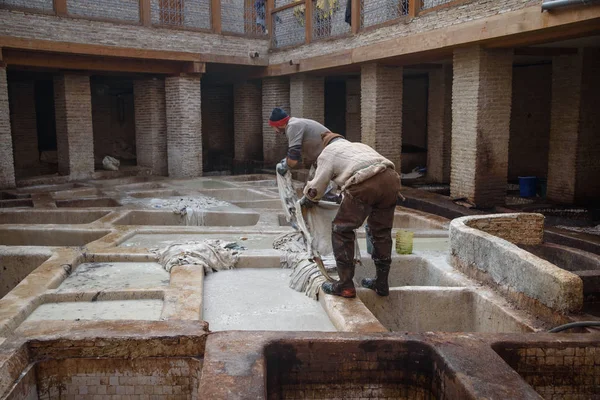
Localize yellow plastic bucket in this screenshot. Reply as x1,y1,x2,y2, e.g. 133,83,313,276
395,230,414,255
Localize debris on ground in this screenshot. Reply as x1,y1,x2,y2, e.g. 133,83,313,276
102,156,120,171
153,240,243,274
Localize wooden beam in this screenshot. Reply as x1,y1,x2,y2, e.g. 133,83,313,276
182,61,207,74
139,0,151,26
267,0,274,37
53,0,67,16
351,0,361,34
0,36,269,66
271,1,301,14
305,0,313,44
211,0,222,34
408,0,421,18
3,49,198,74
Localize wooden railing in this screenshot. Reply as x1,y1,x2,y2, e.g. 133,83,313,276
270,0,429,48
0,0,458,46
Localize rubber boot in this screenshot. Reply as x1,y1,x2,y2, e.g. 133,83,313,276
361,263,390,296
321,263,356,298
321,281,356,298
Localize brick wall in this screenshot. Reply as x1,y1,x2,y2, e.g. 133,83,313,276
134,78,168,176
262,76,290,165
201,84,234,171
402,75,428,149
451,47,513,208
266,341,463,400
8,81,39,172
426,65,452,183
271,0,537,64
35,357,202,400
361,63,402,170
234,81,263,163
0,9,269,61
575,48,600,204
53,74,95,180
68,0,140,23
290,74,324,124
498,345,600,399
464,213,544,246
0,66,16,189
165,75,202,178
345,77,361,142
508,64,551,181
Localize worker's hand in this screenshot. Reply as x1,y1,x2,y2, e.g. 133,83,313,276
299,195,318,209
276,158,288,176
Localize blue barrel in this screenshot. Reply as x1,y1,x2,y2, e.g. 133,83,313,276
518,176,537,198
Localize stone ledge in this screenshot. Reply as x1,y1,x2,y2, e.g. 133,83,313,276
450,213,583,315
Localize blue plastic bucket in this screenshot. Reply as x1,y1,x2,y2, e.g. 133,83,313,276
518,176,537,198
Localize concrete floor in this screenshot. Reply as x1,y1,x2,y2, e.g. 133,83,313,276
0,173,599,400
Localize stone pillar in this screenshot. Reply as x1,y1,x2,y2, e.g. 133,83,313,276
361,63,402,170
234,81,262,166
262,76,290,165
547,48,600,204
54,74,95,180
134,78,168,176
451,47,513,208
165,74,202,178
8,81,39,172
345,77,361,142
0,64,16,188
427,65,452,183
290,74,324,123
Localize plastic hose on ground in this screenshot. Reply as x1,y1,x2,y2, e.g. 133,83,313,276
548,321,600,333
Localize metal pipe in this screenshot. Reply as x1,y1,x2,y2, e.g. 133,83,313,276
542,0,599,11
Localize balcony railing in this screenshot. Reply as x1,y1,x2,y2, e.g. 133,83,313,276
0,0,463,48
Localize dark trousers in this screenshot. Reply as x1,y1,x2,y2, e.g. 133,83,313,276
331,168,401,288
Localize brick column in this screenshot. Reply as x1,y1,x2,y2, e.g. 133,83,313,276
451,47,513,208
165,74,202,178
547,49,600,204
427,65,452,183
345,77,361,142
54,74,95,180
0,64,16,188
290,74,324,123
361,63,402,170
8,81,39,172
134,78,168,176
262,76,290,165
234,81,262,166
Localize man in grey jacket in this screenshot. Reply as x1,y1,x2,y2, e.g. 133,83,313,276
302,132,401,298
269,107,330,176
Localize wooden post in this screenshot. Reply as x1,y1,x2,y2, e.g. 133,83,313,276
305,0,312,44
351,0,360,34
211,0,222,34
139,0,151,26
409,0,421,18
267,0,274,38
54,0,67,16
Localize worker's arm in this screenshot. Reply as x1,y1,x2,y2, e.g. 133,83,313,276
303,159,334,202
285,124,304,169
